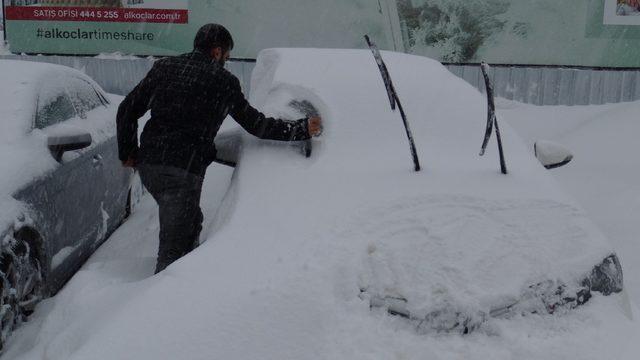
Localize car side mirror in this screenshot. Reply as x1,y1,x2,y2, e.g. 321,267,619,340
534,140,573,169
46,126,92,162
214,129,243,167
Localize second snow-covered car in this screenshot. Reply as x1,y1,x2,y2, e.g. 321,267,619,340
0,60,135,348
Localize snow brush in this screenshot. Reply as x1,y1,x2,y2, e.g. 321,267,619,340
479,62,508,175
364,35,421,172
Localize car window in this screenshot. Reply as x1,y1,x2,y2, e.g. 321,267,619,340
67,77,106,118
35,76,107,129
35,93,76,130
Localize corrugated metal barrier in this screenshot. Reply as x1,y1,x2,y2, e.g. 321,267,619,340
445,64,640,106
1,54,638,106
0,55,254,96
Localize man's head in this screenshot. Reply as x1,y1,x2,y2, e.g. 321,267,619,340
194,23,234,65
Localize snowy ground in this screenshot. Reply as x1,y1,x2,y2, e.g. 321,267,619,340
2,50,640,359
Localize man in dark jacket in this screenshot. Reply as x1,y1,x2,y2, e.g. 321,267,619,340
117,24,322,273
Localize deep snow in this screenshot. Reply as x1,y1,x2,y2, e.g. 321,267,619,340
2,49,640,359
500,99,640,308
1,164,234,360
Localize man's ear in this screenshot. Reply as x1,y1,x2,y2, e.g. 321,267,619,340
210,47,223,60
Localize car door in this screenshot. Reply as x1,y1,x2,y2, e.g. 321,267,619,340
14,75,110,292
76,78,133,244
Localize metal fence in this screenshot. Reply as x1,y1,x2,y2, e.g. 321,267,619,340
0,54,254,96
1,54,639,106
445,64,640,106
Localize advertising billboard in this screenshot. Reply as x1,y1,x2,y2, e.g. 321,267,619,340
3,0,640,67
2,0,400,57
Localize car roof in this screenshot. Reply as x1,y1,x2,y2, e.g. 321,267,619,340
0,60,98,137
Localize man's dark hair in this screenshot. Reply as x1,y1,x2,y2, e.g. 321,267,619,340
194,24,234,52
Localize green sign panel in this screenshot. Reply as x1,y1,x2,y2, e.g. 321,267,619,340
4,0,640,67
3,0,399,57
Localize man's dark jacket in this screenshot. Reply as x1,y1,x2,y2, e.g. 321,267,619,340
117,50,310,176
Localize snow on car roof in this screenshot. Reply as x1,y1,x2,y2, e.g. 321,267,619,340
0,60,42,137
0,59,91,137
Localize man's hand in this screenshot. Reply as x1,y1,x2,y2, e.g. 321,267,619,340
307,116,323,137
122,156,136,168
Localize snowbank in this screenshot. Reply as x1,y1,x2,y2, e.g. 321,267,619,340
500,99,640,308
3,49,638,360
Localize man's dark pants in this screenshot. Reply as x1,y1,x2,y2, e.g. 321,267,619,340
138,164,204,274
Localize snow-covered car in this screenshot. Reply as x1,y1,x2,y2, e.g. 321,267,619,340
132,48,631,359
0,60,134,348
217,47,630,323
